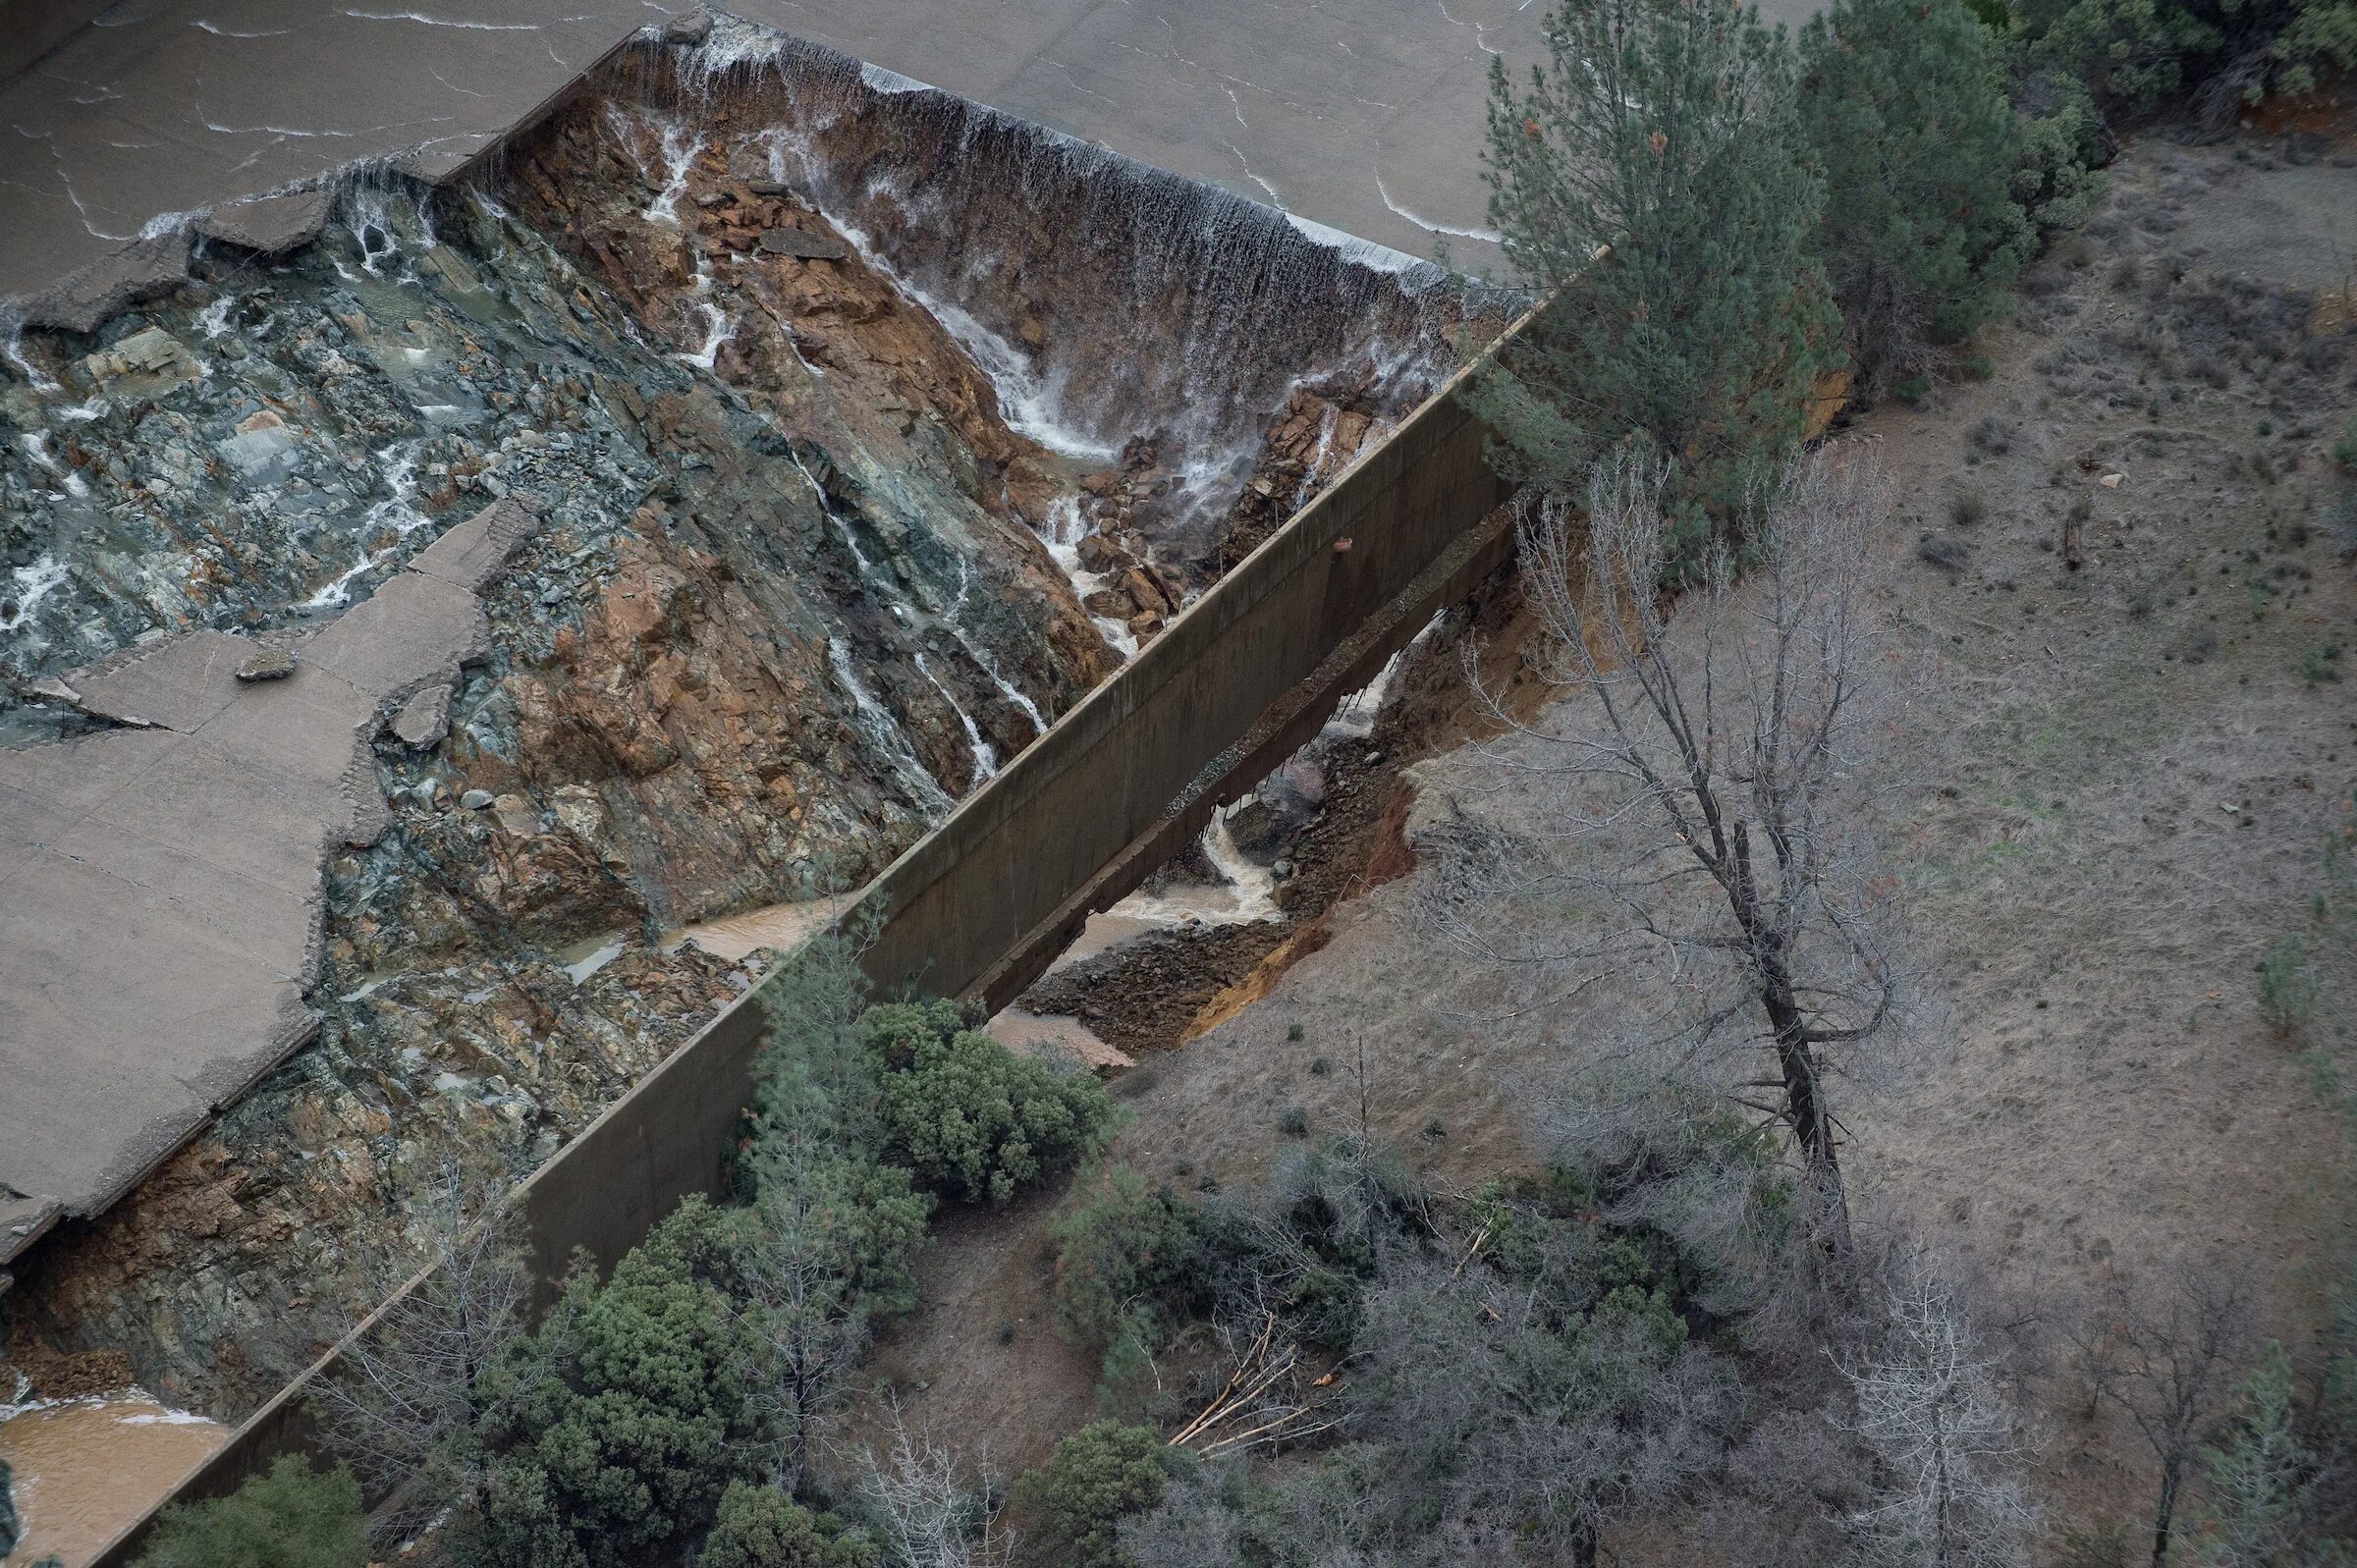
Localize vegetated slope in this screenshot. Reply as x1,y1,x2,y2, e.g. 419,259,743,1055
851,130,2357,1531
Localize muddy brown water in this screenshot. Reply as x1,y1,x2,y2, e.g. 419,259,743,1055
1,1395,225,1567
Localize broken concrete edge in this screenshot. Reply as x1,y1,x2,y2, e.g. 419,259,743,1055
0,1195,64,1274
1,14,654,340
13,231,192,337
0,131,477,336
0,1003,327,1280
82,268,1541,1568
0,498,540,1284
194,189,335,258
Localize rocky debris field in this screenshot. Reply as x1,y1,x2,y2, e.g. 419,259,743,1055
0,34,1462,1417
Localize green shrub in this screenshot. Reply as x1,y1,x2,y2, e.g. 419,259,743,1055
2019,0,2357,118
2331,416,2357,473
1049,1166,1205,1365
2011,81,2111,241
2189,1341,2335,1565
134,1456,368,1568
1799,0,2033,399
700,1483,879,1568
1195,1136,1432,1349
862,1000,1113,1203
752,1137,933,1320
1014,1422,1187,1568
2258,934,2319,1038
741,934,932,1320
473,1199,770,1568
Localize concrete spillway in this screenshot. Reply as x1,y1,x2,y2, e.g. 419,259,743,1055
0,0,1540,325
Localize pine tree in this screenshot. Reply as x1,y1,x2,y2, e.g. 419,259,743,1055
1473,0,1839,570
1799,0,2035,400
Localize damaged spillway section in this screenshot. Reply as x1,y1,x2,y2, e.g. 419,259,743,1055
0,14,1465,1425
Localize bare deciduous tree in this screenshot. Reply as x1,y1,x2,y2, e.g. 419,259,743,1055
1426,445,1910,1251
1841,1255,2040,1568
2071,1265,2255,1568
859,1401,1014,1568
308,1153,526,1528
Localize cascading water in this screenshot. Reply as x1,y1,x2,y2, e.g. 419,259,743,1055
619,17,1470,579
0,9,1489,1455
829,635,955,812
916,652,997,781
302,439,433,610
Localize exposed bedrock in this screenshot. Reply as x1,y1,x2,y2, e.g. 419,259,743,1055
0,26,1467,1412
583,21,1473,579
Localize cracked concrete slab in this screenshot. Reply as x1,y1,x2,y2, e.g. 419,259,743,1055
195,187,332,254
0,0,1668,317
0,500,536,1274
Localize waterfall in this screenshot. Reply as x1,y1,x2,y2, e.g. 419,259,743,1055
0,556,71,633
828,635,954,813
623,20,1467,552
917,652,997,782
944,557,1047,737
19,433,90,500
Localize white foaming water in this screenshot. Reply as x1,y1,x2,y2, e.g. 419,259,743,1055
1038,496,1137,659
116,1407,218,1427
789,451,881,582
915,652,996,782
603,102,701,228
1284,211,1427,278
19,433,91,500
868,260,1117,462
679,13,789,85
1100,802,1280,932
192,295,236,340
303,441,432,609
828,635,953,812
1325,607,1442,740
858,61,934,95
4,328,62,393
1199,805,1280,919
753,124,1123,465
670,240,735,370
945,556,1046,735
678,297,732,369
1374,172,1503,244
341,180,438,280
1,555,72,631
1293,402,1343,513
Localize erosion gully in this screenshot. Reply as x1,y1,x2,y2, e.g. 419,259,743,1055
0,17,1472,1560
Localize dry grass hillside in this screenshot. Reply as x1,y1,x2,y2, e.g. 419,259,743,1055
855,128,2357,1547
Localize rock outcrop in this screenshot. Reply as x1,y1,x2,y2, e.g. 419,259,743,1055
0,31,1464,1413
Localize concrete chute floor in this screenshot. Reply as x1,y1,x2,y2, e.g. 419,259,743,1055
0,500,537,1275
0,0,1556,314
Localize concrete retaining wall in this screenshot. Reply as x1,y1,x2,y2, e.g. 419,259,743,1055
87,313,1521,1568
0,0,106,80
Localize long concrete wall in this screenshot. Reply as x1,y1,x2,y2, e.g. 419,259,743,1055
86,307,1522,1568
